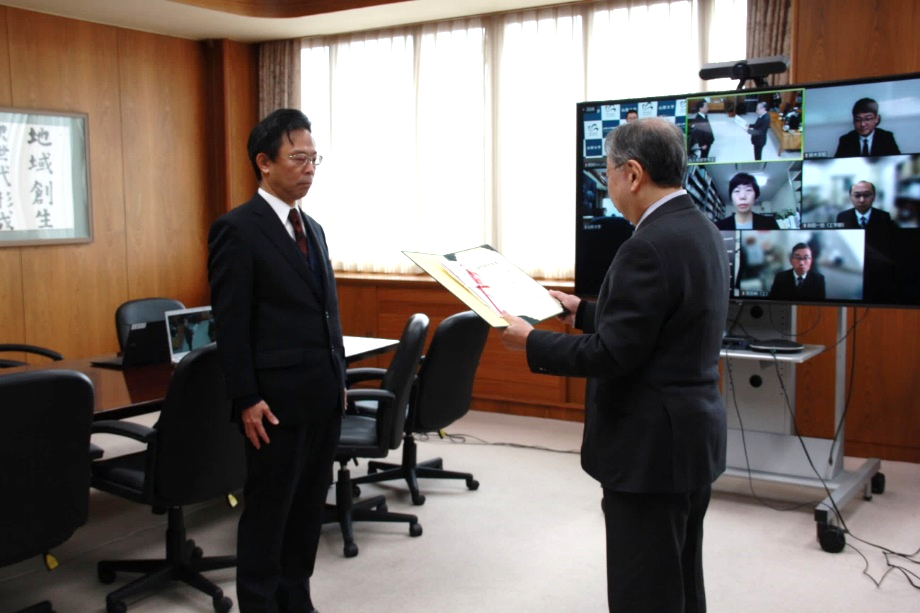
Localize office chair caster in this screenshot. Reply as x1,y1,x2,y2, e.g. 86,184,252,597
213,593,233,613
185,538,203,560
98,561,116,584
871,472,886,494
344,542,359,558
466,478,480,490
352,484,361,499
817,522,846,553
411,492,426,506
409,522,423,537
106,598,127,613
863,472,886,501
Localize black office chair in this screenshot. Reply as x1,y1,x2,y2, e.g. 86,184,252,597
353,311,489,505
324,313,429,558
115,297,185,351
90,343,245,613
0,369,94,613
0,343,63,368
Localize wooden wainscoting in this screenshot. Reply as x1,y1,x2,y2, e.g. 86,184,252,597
336,274,586,423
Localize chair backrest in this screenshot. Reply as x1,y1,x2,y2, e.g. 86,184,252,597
152,343,247,505
411,311,490,433
115,297,185,351
377,313,429,450
0,370,94,567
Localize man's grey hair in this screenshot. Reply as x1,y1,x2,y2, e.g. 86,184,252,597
604,118,686,188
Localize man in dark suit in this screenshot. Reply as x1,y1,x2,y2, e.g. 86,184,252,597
836,181,894,229
208,109,346,613
768,243,826,301
834,98,901,158
501,118,729,612
688,101,714,159
747,101,771,161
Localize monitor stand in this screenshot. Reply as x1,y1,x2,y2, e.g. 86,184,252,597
747,338,805,353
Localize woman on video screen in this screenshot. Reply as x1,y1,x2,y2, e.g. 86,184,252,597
715,172,780,230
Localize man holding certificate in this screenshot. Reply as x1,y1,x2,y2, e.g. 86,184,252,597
501,118,729,613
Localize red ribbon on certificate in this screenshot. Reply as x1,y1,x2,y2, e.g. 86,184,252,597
466,268,503,315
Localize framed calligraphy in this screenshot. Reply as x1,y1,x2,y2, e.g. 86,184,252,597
0,108,92,247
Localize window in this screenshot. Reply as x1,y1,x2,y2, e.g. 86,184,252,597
301,0,747,277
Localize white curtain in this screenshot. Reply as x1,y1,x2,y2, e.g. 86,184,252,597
300,0,747,277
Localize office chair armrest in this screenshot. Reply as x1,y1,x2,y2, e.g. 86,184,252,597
346,388,397,446
92,419,156,443
345,388,395,403
0,343,64,361
345,367,386,387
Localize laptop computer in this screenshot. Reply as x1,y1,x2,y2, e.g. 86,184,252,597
91,319,170,369
164,306,215,364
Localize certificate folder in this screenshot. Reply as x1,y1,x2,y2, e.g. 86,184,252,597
403,245,563,328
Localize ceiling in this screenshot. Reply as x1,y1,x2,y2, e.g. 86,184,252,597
0,0,574,42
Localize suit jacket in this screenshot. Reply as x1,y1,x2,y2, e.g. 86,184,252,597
688,114,714,148
749,113,770,146
836,207,893,230
715,212,779,231
834,128,900,158
768,268,826,301
527,195,729,494
208,193,346,424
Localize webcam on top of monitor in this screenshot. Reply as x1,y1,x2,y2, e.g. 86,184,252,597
699,55,790,90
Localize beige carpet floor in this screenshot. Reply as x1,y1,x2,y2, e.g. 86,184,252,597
1,410,917,612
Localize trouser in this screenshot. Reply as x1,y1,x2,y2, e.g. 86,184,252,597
236,416,341,613
602,484,712,613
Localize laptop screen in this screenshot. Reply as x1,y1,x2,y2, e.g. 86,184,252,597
164,306,215,362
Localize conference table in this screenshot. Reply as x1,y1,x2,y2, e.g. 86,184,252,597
2,335,398,420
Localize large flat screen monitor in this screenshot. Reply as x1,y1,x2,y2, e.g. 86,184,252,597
575,72,920,308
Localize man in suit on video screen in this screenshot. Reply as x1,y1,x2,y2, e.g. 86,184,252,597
834,98,901,158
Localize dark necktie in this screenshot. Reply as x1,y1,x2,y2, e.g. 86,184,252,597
796,276,804,289
288,208,309,259
861,138,869,156
859,215,867,229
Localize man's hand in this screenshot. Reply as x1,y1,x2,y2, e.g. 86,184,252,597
501,312,534,351
549,289,581,326
241,400,279,450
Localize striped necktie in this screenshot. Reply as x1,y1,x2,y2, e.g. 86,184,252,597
288,208,309,260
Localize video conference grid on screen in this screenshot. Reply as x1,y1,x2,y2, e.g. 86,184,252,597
575,72,920,307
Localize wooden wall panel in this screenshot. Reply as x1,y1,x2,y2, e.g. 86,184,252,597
118,30,211,310
793,0,920,462
222,40,259,208
336,276,582,422
0,8,244,360
6,10,127,356
0,7,25,350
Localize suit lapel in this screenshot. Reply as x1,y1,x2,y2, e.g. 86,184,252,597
250,198,323,300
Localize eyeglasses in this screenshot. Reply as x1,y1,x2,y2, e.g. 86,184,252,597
852,191,874,199
853,114,877,124
288,153,323,167
791,255,812,261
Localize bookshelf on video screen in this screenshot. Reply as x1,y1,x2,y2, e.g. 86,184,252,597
575,72,920,308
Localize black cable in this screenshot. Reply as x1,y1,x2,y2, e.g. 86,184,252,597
827,308,867,464
725,301,746,337
767,302,823,337
769,353,920,590
723,355,820,511
415,431,579,455
769,355,847,527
